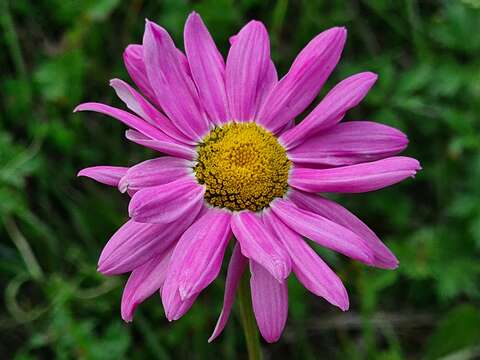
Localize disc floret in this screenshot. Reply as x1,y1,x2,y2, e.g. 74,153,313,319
194,122,291,211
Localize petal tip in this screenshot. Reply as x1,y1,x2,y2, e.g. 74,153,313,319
187,10,200,20
96,263,110,275
263,334,281,343
178,286,190,302
389,262,400,270
373,250,400,269
73,102,96,113
328,26,347,42
369,72,379,82
335,26,347,35
121,310,134,323
118,176,129,193
144,19,156,33
127,197,139,219
244,19,267,32
97,257,118,275
109,78,122,88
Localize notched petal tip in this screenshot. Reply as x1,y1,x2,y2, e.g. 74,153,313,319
403,158,422,178
414,160,422,171
122,316,133,323
388,260,400,270
121,299,139,323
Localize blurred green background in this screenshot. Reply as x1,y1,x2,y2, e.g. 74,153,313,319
1,0,480,359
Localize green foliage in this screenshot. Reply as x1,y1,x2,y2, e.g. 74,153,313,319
425,305,480,360
1,0,480,359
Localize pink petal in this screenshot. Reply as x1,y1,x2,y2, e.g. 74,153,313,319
110,79,194,145
184,12,228,125
255,60,278,115
123,44,158,107
226,21,271,122
290,190,399,269
162,209,232,302
288,121,408,166
128,178,205,224
123,44,191,106
271,199,375,265
121,248,172,322
162,288,199,321
229,34,238,45
250,260,288,343
208,243,248,342
118,157,190,193
231,211,291,281
74,102,169,141
143,20,209,141
290,156,421,193
98,211,198,275
125,130,196,160
175,48,192,76
264,211,349,310
227,27,277,115
78,166,127,187
257,27,347,133
280,72,378,148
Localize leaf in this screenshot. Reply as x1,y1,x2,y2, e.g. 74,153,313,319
34,49,86,105
425,305,480,360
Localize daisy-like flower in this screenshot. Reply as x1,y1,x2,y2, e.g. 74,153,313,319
76,13,420,343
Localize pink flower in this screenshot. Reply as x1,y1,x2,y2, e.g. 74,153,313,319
76,12,420,343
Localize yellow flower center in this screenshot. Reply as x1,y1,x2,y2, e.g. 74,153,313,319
194,122,291,212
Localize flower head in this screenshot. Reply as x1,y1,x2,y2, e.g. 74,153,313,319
76,12,420,343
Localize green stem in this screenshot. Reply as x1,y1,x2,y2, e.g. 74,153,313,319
238,271,262,360
0,0,27,79
4,216,43,280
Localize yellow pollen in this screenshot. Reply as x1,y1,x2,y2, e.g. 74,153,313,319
194,122,291,212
